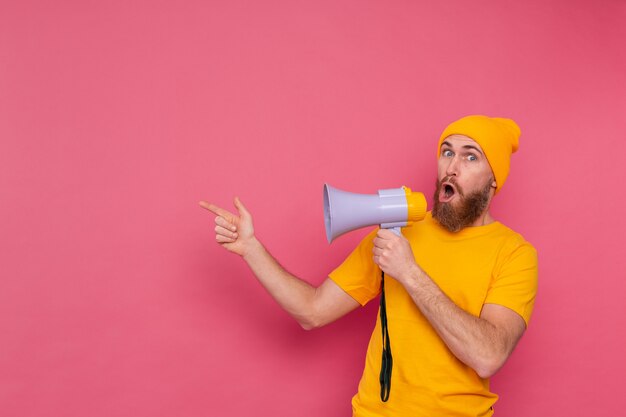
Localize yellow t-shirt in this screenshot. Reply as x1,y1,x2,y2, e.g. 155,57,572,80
329,212,538,417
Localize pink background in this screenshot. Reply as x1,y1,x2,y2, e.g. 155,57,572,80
1,1,625,416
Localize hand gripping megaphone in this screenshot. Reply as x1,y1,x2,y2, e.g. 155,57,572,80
323,183,428,243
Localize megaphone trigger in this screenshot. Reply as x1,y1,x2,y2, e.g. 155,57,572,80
389,226,403,237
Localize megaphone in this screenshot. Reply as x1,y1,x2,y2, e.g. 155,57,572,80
323,183,428,243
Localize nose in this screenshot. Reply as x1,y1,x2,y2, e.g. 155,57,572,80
445,155,459,177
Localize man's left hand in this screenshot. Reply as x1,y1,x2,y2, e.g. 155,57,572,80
372,229,419,285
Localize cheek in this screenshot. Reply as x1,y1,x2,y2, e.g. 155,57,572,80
461,170,491,192
476,160,494,177
437,159,447,178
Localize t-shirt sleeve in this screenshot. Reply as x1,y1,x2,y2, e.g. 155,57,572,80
328,228,382,306
484,237,538,327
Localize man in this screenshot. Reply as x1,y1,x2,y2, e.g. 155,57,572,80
200,115,538,416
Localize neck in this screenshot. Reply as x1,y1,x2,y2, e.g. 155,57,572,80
471,210,494,227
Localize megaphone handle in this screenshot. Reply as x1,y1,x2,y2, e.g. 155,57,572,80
389,226,402,236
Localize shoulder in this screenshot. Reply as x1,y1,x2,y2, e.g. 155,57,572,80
491,223,538,275
494,222,537,255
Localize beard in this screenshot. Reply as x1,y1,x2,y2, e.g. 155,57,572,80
432,177,493,233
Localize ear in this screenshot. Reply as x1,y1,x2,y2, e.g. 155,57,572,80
491,180,497,188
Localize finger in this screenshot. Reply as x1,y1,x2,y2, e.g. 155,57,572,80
233,197,251,219
216,234,236,243
215,216,237,231
199,201,237,220
372,237,386,248
215,225,238,239
377,229,395,239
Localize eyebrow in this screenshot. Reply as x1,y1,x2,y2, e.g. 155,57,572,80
462,145,483,155
441,141,484,155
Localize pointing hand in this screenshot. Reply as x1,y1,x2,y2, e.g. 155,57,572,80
199,197,255,257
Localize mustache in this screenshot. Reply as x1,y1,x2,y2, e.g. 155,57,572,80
439,175,456,185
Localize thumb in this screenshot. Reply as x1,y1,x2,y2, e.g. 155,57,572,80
234,197,251,219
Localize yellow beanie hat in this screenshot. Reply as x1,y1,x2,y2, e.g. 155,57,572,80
437,115,521,194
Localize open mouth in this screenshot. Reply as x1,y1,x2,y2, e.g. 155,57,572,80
439,182,457,203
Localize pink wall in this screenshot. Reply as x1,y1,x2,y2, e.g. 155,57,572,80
1,1,625,415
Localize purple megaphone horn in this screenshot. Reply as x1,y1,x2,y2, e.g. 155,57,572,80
323,183,428,243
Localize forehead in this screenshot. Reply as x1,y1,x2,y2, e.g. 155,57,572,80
440,134,484,153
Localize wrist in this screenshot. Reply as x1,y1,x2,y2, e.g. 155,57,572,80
400,263,424,291
242,236,263,261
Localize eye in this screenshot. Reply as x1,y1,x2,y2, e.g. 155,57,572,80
442,149,454,157
467,154,477,161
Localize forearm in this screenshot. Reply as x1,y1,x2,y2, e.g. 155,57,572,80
402,266,508,378
242,237,317,328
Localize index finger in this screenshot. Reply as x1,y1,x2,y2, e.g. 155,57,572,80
199,201,236,219
376,229,396,239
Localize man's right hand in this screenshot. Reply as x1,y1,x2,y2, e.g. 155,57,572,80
199,197,255,257
199,196,360,329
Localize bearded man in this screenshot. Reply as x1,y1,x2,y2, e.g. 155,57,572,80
201,115,538,416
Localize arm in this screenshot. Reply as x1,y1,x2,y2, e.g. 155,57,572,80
199,198,360,330
373,229,526,378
